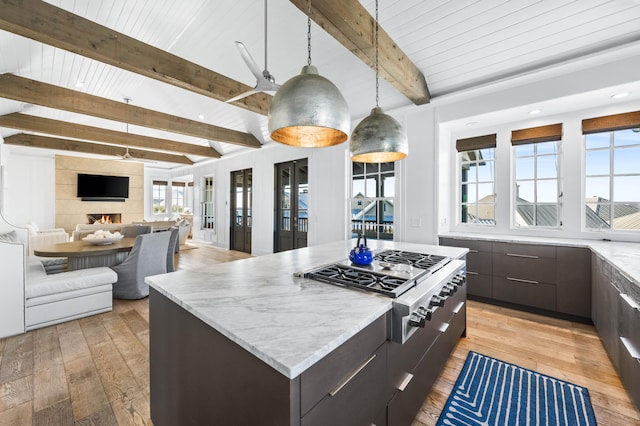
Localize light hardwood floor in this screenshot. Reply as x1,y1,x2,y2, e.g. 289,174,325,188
0,242,638,425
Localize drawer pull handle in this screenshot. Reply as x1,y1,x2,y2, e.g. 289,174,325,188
620,293,640,311
466,271,478,276
397,373,414,392
506,277,539,285
439,323,450,333
506,253,539,259
468,249,479,253
620,337,640,362
329,354,376,397
452,301,465,314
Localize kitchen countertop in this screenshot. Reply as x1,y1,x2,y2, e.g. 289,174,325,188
146,239,467,379
441,232,640,299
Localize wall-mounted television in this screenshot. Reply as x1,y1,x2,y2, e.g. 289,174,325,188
77,173,129,201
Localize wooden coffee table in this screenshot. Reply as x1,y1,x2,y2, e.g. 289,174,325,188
34,237,136,271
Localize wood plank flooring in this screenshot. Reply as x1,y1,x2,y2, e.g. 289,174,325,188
0,241,638,425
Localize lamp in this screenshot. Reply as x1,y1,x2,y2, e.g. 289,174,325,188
350,0,407,163
268,0,349,147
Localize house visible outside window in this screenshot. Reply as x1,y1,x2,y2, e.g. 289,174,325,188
152,180,167,214
512,123,563,228
583,115,640,231
201,176,214,230
172,182,185,213
351,162,395,240
457,134,496,225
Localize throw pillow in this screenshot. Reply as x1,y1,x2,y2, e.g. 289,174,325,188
0,230,19,242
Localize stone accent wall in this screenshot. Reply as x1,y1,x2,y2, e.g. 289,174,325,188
55,155,144,231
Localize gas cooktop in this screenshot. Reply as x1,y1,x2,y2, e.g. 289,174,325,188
300,250,451,298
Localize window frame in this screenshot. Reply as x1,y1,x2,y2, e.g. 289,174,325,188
152,180,167,215
457,147,496,226
200,176,215,231
351,161,395,240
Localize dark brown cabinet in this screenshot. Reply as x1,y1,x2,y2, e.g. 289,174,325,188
440,237,592,320
439,237,492,298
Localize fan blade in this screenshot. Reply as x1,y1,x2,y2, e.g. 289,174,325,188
235,41,265,82
226,89,259,104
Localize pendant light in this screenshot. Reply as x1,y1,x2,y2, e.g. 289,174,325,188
268,0,350,147
350,0,408,163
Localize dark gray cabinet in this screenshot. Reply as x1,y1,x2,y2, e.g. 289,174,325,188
556,247,591,318
592,254,640,410
439,237,492,298
440,237,592,320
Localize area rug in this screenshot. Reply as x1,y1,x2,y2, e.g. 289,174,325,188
437,351,597,426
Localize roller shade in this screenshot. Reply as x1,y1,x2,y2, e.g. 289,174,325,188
511,123,562,145
582,111,640,134
456,134,496,152
153,180,167,186
172,182,186,187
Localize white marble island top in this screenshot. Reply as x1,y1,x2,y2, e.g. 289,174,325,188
146,239,467,379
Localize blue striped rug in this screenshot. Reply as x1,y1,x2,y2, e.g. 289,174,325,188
437,351,597,426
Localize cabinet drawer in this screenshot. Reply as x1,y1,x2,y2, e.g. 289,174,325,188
618,335,640,410
301,342,388,426
493,276,556,311
492,241,556,258
440,237,492,253
467,251,492,275
300,313,387,415
493,253,556,284
466,273,492,298
387,304,466,426
556,247,591,318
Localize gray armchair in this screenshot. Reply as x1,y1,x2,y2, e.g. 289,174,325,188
111,231,171,299
167,227,179,272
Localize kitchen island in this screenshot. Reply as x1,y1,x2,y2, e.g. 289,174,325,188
146,239,468,425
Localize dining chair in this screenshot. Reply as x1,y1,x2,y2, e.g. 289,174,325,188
166,227,179,272
111,231,171,299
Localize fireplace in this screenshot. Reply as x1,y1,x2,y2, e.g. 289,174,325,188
87,213,122,224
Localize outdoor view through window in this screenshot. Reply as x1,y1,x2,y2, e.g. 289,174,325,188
352,162,395,240
460,147,496,225
585,128,640,231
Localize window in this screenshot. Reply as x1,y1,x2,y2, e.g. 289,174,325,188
172,182,185,213
351,162,395,240
201,176,214,230
152,180,167,214
512,123,562,228
457,134,496,225
584,128,640,230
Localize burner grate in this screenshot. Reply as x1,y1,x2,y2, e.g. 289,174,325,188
306,264,410,297
375,250,449,272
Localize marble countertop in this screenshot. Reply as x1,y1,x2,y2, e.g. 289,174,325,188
146,239,467,379
440,232,640,297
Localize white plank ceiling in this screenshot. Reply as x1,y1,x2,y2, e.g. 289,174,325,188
1,0,640,168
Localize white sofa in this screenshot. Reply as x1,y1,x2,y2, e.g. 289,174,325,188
0,215,117,336
25,257,116,331
25,222,69,255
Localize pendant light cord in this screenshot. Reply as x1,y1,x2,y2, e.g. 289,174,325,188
375,0,379,107
307,0,312,66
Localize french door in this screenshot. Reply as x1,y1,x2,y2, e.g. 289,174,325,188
274,159,308,252
230,168,252,253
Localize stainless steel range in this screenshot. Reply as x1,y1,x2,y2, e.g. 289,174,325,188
297,249,466,344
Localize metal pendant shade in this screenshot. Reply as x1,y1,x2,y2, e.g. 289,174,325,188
350,0,408,163
350,106,407,163
269,65,350,147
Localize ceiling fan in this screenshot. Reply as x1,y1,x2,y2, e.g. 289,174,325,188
226,0,280,103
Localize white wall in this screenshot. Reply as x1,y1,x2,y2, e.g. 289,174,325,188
190,142,349,256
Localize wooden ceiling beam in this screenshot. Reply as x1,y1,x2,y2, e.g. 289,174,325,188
0,74,261,149
289,0,430,105
0,0,271,115
0,113,221,158
5,134,194,165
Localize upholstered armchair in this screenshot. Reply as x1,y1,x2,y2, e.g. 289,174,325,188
25,222,69,255
111,231,171,299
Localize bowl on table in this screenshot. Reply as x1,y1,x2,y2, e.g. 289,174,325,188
82,230,124,245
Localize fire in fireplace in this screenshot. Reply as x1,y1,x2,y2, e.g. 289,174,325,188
87,213,122,224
